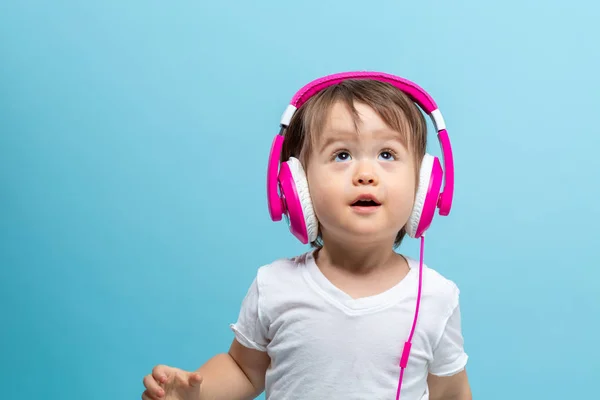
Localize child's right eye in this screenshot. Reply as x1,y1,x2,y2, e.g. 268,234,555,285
333,151,351,162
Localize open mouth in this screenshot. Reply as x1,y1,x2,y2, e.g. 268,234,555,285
350,194,382,210
351,199,381,207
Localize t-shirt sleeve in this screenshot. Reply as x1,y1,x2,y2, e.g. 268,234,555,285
428,300,469,376
229,277,269,352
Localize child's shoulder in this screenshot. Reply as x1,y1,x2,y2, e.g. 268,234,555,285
252,251,312,284
404,255,462,310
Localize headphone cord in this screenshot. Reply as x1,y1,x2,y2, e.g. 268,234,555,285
395,235,425,400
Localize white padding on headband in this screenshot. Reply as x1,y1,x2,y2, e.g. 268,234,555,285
280,104,297,126
431,109,446,132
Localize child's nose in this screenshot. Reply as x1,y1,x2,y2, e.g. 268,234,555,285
353,171,378,186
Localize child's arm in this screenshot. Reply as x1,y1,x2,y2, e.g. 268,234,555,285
427,369,472,400
197,339,270,400
142,339,270,400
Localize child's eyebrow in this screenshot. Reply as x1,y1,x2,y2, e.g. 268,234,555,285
318,128,405,151
318,130,355,151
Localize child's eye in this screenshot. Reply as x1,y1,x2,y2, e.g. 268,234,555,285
379,150,396,161
333,151,351,162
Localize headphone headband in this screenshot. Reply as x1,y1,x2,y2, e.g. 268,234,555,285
267,71,455,222
280,72,444,130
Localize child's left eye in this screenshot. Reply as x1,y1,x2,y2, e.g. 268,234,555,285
379,151,395,161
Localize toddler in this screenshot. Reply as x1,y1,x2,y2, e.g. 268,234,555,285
142,72,471,400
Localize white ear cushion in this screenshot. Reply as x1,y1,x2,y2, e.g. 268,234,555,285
406,154,434,238
286,157,319,243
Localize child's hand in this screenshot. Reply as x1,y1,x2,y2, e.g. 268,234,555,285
142,364,203,400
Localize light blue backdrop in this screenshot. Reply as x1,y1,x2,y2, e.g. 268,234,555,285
1,1,598,399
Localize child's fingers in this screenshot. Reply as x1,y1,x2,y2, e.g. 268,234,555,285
188,373,203,387
142,390,160,400
152,365,172,383
143,374,165,398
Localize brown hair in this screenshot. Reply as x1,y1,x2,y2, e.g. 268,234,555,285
280,79,428,249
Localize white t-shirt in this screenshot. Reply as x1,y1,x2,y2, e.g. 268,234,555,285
230,251,468,400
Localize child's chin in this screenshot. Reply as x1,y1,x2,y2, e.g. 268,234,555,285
344,226,393,241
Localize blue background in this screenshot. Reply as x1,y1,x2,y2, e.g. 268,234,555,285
1,1,599,399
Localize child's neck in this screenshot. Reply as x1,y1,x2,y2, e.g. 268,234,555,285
313,234,410,299
315,234,400,275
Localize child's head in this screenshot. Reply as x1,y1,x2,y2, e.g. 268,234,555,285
280,79,428,249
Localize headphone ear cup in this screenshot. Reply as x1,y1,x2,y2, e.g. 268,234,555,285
406,154,443,238
278,157,319,244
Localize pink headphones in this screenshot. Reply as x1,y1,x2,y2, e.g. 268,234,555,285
267,71,455,244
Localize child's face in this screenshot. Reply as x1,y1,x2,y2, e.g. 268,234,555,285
306,101,417,245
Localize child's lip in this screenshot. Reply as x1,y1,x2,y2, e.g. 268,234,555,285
350,193,381,205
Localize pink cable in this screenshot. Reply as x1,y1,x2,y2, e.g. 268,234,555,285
395,235,425,400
